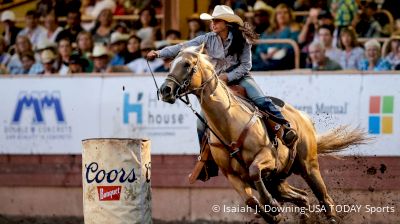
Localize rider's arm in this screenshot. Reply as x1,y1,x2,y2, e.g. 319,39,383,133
158,34,208,58
226,42,252,82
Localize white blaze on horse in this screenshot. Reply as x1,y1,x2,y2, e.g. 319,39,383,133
159,44,369,223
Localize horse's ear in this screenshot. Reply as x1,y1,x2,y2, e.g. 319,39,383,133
195,43,205,54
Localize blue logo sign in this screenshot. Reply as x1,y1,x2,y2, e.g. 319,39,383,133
12,91,65,124
123,92,143,124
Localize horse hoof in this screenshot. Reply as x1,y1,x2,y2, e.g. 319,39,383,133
272,213,283,223
328,217,338,224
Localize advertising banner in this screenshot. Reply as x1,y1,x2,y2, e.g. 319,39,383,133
0,74,398,155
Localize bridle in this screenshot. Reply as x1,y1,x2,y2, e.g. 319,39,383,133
165,52,217,99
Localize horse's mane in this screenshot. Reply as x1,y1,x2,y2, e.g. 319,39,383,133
181,46,215,72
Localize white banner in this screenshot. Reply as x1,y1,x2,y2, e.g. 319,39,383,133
0,74,398,155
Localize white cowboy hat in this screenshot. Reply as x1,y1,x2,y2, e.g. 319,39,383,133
1,10,15,22
110,32,129,45
200,5,244,26
40,49,56,64
35,39,57,52
92,44,110,58
364,39,381,50
253,0,274,14
90,0,116,18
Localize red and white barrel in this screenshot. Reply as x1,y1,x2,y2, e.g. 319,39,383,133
82,138,151,224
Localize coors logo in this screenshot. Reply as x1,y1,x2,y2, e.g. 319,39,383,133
97,186,122,201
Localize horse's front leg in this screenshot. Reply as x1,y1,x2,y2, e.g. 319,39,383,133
225,173,282,224
249,148,281,216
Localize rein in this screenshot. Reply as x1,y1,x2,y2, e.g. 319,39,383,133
146,57,248,169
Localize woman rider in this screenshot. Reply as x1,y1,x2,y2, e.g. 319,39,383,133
147,5,297,148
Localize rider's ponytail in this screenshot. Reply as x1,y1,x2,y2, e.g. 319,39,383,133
227,22,259,57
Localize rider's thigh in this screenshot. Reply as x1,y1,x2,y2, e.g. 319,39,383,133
238,76,267,101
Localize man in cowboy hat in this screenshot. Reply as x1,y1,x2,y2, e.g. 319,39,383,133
1,10,21,49
92,44,112,73
252,0,274,34
126,40,163,74
109,32,129,66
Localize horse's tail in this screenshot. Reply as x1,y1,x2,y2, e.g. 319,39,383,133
317,126,371,154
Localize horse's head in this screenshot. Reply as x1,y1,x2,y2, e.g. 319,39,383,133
160,43,206,104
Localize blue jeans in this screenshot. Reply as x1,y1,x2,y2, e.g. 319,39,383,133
197,76,284,141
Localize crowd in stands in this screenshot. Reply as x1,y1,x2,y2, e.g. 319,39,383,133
1,0,400,75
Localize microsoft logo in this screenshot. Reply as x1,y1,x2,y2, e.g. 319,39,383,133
369,96,394,134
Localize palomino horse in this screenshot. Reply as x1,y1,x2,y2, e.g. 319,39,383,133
159,44,368,223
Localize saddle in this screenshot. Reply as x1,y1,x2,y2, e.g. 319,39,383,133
189,85,295,183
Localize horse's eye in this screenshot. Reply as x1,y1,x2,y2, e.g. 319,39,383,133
183,62,190,68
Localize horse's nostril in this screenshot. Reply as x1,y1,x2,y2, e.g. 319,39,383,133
163,86,172,95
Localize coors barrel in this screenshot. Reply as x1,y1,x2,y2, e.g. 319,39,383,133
82,138,152,224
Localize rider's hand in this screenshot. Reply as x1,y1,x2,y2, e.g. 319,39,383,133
219,73,229,84
146,50,159,60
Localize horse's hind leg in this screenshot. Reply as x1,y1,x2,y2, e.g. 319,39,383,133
226,173,282,224
301,159,338,223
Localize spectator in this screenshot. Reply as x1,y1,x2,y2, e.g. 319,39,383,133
125,35,141,63
298,7,322,51
76,31,94,72
28,38,57,74
134,7,162,41
42,12,63,43
109,32,129,66
293,0,313,11
330,0,358,31
308,42,342,71
56,10,84,43
69,51,90,73
338,27,364,70
80,0,95,17
384,36,400,69
7,36,33,75
187,13,207,39
318,24,341,63
39,49,57,75
0,36,11,67
36,0,80,17
394,19,400,36
126,40,163,73
358,39,391,71
77,31,94,57
92,44,112,73
1,10,21,48
20,52,36,74
34,38,57,56
89,0,116,19
165,29,181,40
253,3,300,71
252,0,273,35
114,22,129,34
156,29,181,49
154,57,172,72
114,0,127,15
91,8,114,44
355,2,382,38
18,10,46,48
57,38,73,75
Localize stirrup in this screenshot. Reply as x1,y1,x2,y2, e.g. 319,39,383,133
282,128,298,148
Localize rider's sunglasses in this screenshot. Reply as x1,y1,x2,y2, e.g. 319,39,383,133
211,19,224,23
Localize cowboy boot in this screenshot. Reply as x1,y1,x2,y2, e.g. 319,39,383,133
256,97,298,148
265,119,298,148
282,123,298,149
